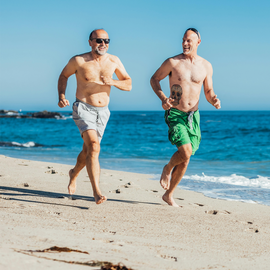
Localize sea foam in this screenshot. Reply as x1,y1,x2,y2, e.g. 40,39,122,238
183,173,270,189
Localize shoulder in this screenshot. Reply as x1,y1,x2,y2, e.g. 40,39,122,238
72,53,90,64
199,56,212,71
165,54,184,66
161,55,180,67
65,54,84,67
107,54,121,64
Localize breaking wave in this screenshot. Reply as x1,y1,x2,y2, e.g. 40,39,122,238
0,141,64,148
183,173,270,189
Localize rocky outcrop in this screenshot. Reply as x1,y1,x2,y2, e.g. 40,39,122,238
0,110,18,114
28,111,63,119
0,110,64,119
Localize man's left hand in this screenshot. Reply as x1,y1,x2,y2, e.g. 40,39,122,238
212,95,221,109
101,76,114,86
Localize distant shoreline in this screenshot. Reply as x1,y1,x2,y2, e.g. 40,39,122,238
1,109,270,114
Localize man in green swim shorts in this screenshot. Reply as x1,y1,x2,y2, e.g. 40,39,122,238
150,28,221,207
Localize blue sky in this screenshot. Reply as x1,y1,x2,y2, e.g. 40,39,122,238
1,0,269,111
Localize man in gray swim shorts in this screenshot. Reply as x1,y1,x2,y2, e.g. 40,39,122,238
57,29,132,204
73,98,110,142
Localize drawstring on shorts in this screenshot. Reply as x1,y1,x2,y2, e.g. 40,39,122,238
188,111,195,130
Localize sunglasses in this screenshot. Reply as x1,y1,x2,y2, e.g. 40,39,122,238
91,38,110,44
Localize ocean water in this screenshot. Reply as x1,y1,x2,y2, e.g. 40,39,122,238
1,110,270,206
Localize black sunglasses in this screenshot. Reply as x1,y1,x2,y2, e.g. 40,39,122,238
91,38,110,44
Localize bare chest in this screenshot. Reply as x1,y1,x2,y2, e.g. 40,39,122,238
77,61,116,82
171,62,206,84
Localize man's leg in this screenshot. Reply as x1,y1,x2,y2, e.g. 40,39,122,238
68,143,87,194
160,143,192,192
162,158,190,207
81,129,106,204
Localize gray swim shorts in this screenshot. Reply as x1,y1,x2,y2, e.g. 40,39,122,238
72,98,110,142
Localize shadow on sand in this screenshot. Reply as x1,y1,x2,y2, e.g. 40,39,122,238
0,186,161,208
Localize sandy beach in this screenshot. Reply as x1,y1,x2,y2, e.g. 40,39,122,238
0,155,269,270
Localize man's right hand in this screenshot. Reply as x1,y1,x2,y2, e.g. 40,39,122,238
162,98,174,110
58,98,70,108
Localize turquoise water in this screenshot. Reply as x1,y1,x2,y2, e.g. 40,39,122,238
1,110,270,205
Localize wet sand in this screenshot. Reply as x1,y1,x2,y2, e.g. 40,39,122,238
0,155,269,270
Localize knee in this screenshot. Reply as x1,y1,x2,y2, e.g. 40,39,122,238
86,141,100,157
182,158,190,167
178,146,192,162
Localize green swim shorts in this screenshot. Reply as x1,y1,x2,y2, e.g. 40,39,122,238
165,108,201,155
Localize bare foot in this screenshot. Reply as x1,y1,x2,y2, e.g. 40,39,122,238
160,165,171,190
68,169,77,195
162,193,180,207
95,194,107,205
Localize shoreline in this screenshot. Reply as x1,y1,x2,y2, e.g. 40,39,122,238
1,155,270,269
1,152,270,207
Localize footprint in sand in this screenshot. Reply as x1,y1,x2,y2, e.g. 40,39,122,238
45,169,57,174
205,210,231,215
238,220,253,225
160,254,178,262
103,239,114,243
205,210,218,215
245,228,259,233
194,203,204,207
102,230,117,235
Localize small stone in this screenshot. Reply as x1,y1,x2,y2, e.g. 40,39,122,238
116,189,121,193
23,183,29,187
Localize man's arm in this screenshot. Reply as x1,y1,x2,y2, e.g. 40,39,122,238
58,57,77,108
203,62,221,109
150,58,174,110
101,57,132,91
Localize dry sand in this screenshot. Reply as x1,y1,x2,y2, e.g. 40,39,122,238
0,155,269,270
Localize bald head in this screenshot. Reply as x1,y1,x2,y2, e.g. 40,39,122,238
184,28,200,40
89,29,108,40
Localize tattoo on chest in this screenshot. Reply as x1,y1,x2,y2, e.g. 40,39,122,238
171,84,182,105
